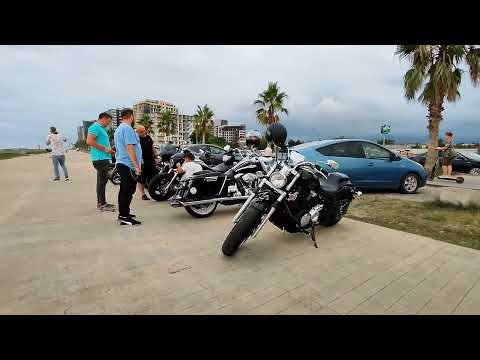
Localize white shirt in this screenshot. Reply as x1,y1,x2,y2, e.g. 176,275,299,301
47,133,67,156
181,161,202,179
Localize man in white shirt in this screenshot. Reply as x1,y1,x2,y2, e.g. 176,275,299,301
46,126,69,181
176,150,202,180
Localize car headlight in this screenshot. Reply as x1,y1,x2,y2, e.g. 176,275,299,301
270,172,287,188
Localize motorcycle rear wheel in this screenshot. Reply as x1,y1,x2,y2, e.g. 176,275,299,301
185,202,218,218
222,201,265,256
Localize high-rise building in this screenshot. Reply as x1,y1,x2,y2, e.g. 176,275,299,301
133,99,178,144
106,108,122,131
82,120,95,140
213,120,246,145
77,126,85,142
171,114,194,145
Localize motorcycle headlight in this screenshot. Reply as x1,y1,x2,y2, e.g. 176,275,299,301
270,172,287,188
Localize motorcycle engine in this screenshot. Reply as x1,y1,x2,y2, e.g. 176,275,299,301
241,173,257,185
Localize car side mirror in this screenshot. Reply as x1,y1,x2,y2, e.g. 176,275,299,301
224,145,231,151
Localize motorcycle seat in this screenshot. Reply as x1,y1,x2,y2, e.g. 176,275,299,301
318,172,350,195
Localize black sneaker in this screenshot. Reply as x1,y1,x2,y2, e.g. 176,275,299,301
128,214,136,218
118,215,141,226
53,178,60,181
141,194,150,201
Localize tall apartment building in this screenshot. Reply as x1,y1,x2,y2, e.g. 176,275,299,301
213,120,246,145
77,126,85,142
82,120,95,140
106,108,122,131
170,114,194,145
132,99,178,144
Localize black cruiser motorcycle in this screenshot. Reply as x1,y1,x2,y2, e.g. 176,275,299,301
221,123,362,256
148,148,208,201
170,133,272,218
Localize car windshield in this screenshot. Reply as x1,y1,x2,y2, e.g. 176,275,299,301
462,151,480,161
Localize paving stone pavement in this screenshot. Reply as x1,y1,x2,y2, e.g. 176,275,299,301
1,152,480,314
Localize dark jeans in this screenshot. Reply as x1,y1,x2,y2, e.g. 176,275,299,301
92,160,110,205
117,163,138,217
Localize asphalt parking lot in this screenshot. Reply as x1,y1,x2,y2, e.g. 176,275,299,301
1,151,480,314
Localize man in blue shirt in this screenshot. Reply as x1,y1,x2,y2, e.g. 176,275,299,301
86,112,116,212
114,108,143,226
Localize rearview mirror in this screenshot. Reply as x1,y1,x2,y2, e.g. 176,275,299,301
326,160,339,170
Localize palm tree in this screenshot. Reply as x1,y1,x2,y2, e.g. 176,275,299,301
137,113,154,134
193,105,214,144
107,127,114,144
396,45,480,178
254,81,289,126
157,111,177,141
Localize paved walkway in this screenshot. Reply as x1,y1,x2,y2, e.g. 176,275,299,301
428,175,480,191
1,152,480,314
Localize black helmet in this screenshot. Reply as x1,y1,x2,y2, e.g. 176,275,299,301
265,122,287,147
245,130,261,147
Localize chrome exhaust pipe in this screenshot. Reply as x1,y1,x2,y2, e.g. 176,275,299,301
179,196,250,207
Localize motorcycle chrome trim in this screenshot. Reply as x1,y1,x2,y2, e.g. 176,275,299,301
232,192,256,223
286,173,301,191
218,176,228,195
204,176,218,182
251,192,287,239
164,173,178,192
179,195,250,207
234,165,258,173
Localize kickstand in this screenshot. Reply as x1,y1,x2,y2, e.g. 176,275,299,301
310,224,318,248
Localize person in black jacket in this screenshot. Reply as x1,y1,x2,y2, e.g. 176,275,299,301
135,125,158,200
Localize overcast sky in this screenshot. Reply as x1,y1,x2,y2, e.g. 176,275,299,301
1,45,479,148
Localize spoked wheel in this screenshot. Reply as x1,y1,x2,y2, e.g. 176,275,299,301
110,168,121,185
185,202,218,218
148,173,175,201
469,168,480,176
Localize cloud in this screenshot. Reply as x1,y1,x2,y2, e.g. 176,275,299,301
313,97,349,114
1,45,479,148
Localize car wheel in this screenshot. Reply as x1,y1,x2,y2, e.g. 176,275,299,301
469,168,480,176
400,173,419,194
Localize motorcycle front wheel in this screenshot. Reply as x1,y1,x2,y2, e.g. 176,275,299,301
185,202,218,218
110,168,121,185
222,201,265,256
148,172,175,201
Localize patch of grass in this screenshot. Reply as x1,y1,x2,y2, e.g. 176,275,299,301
347,195,480,250
0,153,28,160
424,198,480,211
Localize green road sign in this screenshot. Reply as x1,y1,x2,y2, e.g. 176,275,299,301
381,124,391,134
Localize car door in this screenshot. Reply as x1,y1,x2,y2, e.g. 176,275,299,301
452,152,469,174
315,141,369,187
360,142,402,188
